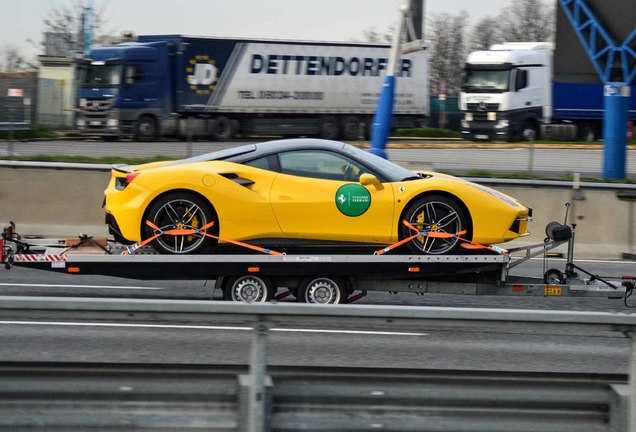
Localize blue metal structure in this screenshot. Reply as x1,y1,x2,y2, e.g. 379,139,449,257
559,0,635,179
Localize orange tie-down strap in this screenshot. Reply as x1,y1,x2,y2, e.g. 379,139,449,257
375,220,508,256
122,220,284,256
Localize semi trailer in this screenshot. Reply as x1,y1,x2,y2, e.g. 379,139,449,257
76,35,428,142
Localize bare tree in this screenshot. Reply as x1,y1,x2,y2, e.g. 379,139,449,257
497,0,556,42
28,0,113,56
469,16,504,51
426,11,470,97
0,45,35,72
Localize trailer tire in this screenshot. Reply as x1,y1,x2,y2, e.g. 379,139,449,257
144,192,217,254
578,124,596,142
135,115,159,142
401,195,468,255
342,116,361,141
223,275,273,302
298,276,347,304
213,116,236,141
320,116,339,140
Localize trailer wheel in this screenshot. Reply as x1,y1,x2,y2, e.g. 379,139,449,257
144,192,217,254
578,124,596,142
320,116,339,140
224,275,273,302
213,116,236,141
544,268,565,285
298,277,347,304
401,195,468,255
342,116,361,141
135,115,159,142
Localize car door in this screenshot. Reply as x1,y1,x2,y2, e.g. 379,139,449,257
269,150,395,243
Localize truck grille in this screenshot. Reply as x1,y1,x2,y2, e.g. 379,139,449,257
81,98,114,132
466,102,500,111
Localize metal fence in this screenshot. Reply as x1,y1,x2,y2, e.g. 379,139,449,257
0,73,37,131
0,297,634,432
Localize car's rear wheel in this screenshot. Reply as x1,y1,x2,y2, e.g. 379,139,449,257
401,195,467,255
144,192,217,254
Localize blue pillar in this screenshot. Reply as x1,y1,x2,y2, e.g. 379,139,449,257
369,76,396,159
603,83,631,180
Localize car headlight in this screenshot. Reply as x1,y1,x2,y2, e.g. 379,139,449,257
487,112,497,121
107,119,119,128
465,112,473,122
461,120,470,129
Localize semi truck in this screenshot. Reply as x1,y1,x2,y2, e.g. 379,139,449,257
75,35,428,142
459,42,636,142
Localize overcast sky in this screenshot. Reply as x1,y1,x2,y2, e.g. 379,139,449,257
2,0,546,61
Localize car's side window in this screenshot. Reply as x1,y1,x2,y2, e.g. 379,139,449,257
278,151,366,181
244,155,280,172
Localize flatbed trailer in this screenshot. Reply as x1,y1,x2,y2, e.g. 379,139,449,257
2,222,634,305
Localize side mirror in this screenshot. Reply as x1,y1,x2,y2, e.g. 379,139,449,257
359,173,383,190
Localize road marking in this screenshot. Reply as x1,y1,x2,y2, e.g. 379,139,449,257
0,283,165,290
0,320,427,336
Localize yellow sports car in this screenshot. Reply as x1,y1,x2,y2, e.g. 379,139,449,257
104,139,531,254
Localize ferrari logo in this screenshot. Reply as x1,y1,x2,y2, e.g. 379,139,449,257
337,194,346,204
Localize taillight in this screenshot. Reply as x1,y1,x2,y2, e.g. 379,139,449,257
125,172,139,184
115,172,140,190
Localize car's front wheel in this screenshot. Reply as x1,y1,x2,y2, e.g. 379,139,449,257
144,192,217,254
400,195,468,255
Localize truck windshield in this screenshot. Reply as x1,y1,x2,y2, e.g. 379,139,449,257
462,69,510,93
83,64,122,86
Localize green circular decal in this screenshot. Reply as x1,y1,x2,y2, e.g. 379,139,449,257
335,184,371,217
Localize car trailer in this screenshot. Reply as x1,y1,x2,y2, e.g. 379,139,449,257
2,220,634,306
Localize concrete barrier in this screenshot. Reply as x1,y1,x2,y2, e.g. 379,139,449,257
1,162,634,259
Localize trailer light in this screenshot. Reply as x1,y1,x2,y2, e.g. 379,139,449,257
487,112,497,121
465,112,473,122
68,267,81,273
408,267,421,273
247,267,260,273
511,284,526,292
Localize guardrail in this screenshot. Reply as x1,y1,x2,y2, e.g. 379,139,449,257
1,297,634,432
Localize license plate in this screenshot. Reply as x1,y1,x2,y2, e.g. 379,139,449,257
475,134,489,140
90,121,102,126
544,285,562,296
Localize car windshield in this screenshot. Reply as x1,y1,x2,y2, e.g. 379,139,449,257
343,144,419,182
462,68,511,92
82,64,123,87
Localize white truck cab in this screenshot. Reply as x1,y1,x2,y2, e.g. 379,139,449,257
459,42,553,141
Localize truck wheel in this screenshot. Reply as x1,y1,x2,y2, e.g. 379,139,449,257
224,275,273,302
401,195,468,255
342,116,361,141
135,115,159,142
578,125,596,142
213,116,236,141
320,116,339,140
144,192,218,254
298,277,347,304
521,121,538,141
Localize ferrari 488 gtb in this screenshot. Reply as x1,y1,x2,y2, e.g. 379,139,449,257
104,139,531,254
